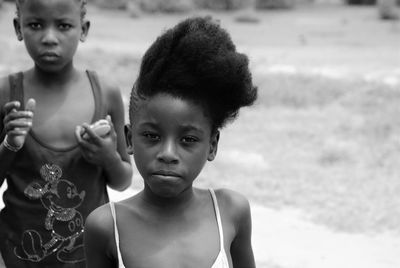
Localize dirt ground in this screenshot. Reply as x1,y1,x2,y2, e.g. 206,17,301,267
1,2,400,268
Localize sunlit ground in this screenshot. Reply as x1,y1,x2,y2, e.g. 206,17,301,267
1,2,400,267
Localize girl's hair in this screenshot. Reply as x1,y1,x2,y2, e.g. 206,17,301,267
130,16,257,132
15,0,88,20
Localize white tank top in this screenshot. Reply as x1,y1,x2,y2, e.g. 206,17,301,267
109,188,230,268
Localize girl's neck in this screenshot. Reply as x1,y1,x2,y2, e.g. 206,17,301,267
140,187,197,213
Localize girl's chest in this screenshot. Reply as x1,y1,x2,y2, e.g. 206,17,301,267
117,218,233,268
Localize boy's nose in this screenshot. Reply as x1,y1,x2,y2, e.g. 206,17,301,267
157,139,179,164
42,28,58,45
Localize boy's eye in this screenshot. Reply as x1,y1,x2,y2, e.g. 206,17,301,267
28,23,42,30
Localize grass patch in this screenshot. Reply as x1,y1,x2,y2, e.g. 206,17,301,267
194,73,400,234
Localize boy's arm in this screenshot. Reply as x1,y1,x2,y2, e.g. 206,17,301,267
84,205,116,268
0,77,16,184
75,79,132,190
221,189,256,268
103,85,133,191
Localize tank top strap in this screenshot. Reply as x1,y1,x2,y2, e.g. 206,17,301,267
86,70,106,121
109,202,125,268
209,189,224,251
8,72,25,109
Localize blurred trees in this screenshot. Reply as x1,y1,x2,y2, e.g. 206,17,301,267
196,0,252,10
3,0,394,15
89,0,302,12
94,0,194,12
377,0,399,20
255,0,296,9
345,0,375,4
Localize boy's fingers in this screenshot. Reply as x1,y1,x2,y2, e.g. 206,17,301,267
7,129,28,136
25,98,36,112
4,110,33,121
105,115,115,134
75,126,95,150
81,124,101,144
75,126,84,143
76,135,96,152
3,101,20,114
106,115,113,127
6,119,32,130
3,112,32,127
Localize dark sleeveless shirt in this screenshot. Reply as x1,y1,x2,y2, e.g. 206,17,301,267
0,71,109,268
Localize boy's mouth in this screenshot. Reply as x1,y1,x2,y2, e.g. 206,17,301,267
153,170,180,177
41,52,59,61
152,170,181,180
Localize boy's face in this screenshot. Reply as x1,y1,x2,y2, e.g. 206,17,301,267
126,93,219,198
14,0,89,72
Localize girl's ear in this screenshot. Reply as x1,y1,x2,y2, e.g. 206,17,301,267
207,131,220,161
13,18,23,41
124,124,134,155
80,20,90,42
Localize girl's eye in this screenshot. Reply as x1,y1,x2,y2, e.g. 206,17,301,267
182,136,198,143
58,24,72,30
143,132,160,141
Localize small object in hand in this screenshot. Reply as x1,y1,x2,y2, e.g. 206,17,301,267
82,119,111,139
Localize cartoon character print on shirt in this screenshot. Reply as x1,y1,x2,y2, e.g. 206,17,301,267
14,164,86,264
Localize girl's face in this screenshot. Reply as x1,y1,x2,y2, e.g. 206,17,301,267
127,93,219,198
14,0,89,73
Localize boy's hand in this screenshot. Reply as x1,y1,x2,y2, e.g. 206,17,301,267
2,99,35,149
75,115,118,166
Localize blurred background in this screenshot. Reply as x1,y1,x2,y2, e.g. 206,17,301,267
1,0,400,267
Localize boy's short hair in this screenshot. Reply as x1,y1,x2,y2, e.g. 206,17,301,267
15,0,88,20
130,16,257,131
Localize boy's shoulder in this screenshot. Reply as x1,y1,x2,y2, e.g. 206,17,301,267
87,70,123,113
0,75,11,89
88,70,120,95
0,75,12,104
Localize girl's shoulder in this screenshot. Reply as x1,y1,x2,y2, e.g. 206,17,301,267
85,202,114,238
84,202,116,263
212,188,251,224
85,196,140,231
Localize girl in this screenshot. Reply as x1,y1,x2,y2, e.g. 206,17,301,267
0,0,132,267
84,16,258,268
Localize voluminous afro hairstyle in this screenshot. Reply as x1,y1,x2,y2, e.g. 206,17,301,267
131,16,257,131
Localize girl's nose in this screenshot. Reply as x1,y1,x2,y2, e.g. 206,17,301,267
157,139,179,164
42,28,58,45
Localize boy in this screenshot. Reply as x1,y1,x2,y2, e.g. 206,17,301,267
0,0,132,267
